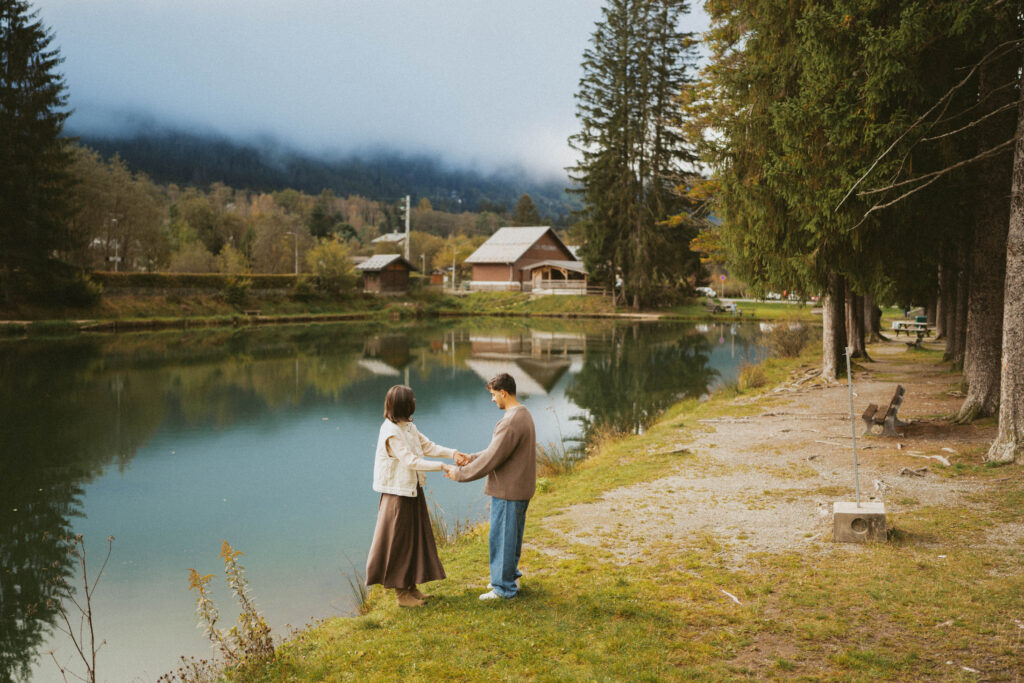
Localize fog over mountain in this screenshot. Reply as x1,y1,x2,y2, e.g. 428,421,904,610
69,123,579,220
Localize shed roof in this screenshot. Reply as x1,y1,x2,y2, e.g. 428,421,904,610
465,226,574,265
372,232,407,244
355,254,417,272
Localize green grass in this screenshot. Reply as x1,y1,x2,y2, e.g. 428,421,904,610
0,290,619,330
230,343,1023,682
664,299,820,321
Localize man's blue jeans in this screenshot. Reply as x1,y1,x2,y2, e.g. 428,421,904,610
489,497,529,598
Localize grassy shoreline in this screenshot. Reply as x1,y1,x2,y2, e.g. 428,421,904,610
225,342,1021,682
0,290,827,337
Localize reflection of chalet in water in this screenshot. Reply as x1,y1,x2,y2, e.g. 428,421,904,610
356,254,417,293
470,330,587,357
465,227,587,293
362,334,412,370
464,358,570,396
464,329,587,396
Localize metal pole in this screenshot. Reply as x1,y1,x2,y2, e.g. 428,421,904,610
293,232,298,275
845,346,861,506
404,195,410,261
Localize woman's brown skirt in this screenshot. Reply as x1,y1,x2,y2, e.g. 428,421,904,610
365,485,446,588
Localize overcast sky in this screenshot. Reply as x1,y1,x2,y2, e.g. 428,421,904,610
36,0,709,179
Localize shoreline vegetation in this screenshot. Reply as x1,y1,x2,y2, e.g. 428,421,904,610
0,289,823,338
193,333,1018,682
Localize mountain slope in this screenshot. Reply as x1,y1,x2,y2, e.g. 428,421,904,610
71,129,578,220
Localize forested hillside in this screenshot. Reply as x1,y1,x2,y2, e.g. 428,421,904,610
70,128,578,222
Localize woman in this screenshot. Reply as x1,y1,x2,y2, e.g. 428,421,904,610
365,384,458,607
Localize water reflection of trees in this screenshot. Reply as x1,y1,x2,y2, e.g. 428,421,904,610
0,340,122,681
0,323,394,679
566,323,719,438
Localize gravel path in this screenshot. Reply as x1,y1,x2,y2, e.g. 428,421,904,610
540,339,995,565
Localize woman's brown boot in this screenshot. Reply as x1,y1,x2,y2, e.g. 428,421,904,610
408,585,432,601
395,588,425,608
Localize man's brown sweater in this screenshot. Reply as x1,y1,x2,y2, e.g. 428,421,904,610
452,404,536,500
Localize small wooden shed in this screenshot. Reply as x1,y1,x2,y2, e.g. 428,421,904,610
356,254,417,294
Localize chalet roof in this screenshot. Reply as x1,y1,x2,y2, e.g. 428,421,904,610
521,259,587,274
463,358,566,396
465,226,574,265
355,254,417,272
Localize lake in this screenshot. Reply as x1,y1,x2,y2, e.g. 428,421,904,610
0,317,764,682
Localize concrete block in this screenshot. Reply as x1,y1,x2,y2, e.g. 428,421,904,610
833,501,887,543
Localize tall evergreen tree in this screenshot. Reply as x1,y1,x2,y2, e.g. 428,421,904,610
696,0,1007,379
0,0,76,302
569,0,701,309
512,193,542,225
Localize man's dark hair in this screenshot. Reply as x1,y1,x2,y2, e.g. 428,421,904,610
384,385,416,422
485,373,516,396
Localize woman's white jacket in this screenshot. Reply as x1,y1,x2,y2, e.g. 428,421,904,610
373,419,455,497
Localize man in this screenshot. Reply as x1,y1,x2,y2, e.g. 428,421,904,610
443,373,536,600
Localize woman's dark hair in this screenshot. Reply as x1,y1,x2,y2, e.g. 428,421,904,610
384,385,416,422
485,373,516,396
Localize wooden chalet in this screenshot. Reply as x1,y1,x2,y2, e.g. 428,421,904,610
465,226,586,292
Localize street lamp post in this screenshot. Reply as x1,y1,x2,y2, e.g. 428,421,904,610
284,231,298,274
110,217,120,272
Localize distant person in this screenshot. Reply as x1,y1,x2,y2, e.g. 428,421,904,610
443,373,536,600
365,385,462,608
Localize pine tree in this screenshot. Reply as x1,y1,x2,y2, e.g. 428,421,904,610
0,0,76,302
569,0,700,309
512,193,542,225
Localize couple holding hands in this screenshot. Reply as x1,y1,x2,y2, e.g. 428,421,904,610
365,373,536,608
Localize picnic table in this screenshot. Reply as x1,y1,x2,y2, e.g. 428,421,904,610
891,320,931,337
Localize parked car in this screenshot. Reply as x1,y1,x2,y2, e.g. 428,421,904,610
696,286,717,297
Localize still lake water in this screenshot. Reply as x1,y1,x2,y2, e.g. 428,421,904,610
1,317,764,682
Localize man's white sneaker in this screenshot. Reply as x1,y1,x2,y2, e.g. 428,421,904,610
479,589,509,600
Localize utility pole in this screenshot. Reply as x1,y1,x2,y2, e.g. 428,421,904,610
285,231,298,274
403,194,411,261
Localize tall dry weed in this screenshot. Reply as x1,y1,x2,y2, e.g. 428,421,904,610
761,320,809,358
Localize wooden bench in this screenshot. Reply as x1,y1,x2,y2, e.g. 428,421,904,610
861,385,909,437
243,309,262,317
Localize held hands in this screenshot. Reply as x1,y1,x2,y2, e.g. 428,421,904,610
441,464,458,480
453,451,471,466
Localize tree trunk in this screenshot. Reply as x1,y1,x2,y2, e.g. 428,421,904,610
956,47,1016,422
986,55,1024,464
822,273,847,381
926,290,937,326
951,251,969,371
936,262,952,340
845,289,869,359
943,254,960,360
865,293,884,342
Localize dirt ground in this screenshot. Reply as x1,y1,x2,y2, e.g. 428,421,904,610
541,338,1000,565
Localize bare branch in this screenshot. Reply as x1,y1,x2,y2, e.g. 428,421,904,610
922,100,1020,142
932,78,1020,127
835,36,1022,212
848,136,1017,229
858,137,1015,196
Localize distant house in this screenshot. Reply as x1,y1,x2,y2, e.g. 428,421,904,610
372,232,407,246
465,226,586,292
355,254,417,294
